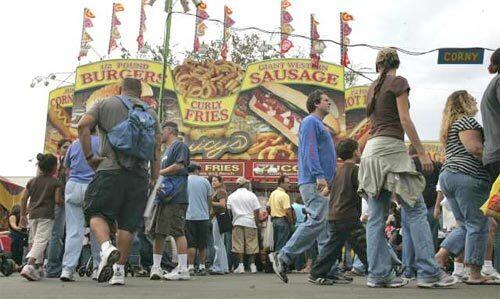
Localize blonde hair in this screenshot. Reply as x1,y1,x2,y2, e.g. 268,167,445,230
439,90,477,147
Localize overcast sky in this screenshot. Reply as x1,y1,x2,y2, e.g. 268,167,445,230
0,0,498,177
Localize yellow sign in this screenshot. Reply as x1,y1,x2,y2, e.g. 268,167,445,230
178,94,238,127
345,86,368,111
44,85,76,154
75,59,174,91
241,59,344,91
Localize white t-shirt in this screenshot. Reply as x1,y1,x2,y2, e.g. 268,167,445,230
227,188,261,228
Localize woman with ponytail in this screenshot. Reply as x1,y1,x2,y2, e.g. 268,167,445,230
18,153,63,281
481,48,500,179
358,48,457,288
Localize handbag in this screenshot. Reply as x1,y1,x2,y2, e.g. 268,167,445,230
216,208,232,234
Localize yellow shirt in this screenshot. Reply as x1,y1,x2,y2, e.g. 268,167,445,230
267,187,291,217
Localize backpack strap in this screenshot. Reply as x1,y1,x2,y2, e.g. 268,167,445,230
116,95,149,111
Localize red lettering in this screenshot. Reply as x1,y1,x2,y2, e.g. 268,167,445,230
210,110,220,122
311,71,325,82
194,110,204,122
144,71,156,83
220,109,229,121
287,69,298,80
250,72,261,84
326,73,338,86
119,69,131,79
81,73,93,84
185,109,194,120
262,71,274,82
107,70,118,81
132,70,143,79
298,70,311,81
274,70,286,81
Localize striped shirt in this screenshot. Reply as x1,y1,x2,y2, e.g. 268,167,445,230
442,117,490,181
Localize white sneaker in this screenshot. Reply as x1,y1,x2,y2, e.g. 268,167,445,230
481,267,500,280
96,244,120,283
150,266,164,280
60,269,74,282
21,265,40,281
234,264,245,274
250,264,257,274
109,265,125,286
92,269,98,281
164,268,190,281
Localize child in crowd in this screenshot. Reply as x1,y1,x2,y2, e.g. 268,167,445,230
19,153,63,281
308,138,367,285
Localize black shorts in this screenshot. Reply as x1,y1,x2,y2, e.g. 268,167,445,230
84,169,148,233
185,220,210,249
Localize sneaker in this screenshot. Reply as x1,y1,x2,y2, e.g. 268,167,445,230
198,268,207,276
21,265,40,281
250,264,258,274
308,275,334,285
346,268,365,277
188,267,196,276
268,252,289,283
452,269,466,281
96,244,120,283
109,266,125,286
326,272,353,284
234,264,245,274
149,266,164,280
91,269,98,281
481,267,500,280
418,271,459,288
164,268,191,281
367,277,409,288
60,269,74,282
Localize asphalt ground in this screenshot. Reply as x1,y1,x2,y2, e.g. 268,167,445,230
1,272,499,299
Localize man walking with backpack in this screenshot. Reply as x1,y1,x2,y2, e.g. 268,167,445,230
78,78,162,285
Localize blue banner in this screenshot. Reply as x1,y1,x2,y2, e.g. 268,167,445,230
438,48,484,64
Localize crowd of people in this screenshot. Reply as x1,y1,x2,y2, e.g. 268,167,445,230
2,47,499,290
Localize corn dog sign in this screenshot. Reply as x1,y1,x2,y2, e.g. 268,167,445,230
44,85,76,155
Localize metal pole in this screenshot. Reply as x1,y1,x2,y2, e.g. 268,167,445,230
158,0,173,123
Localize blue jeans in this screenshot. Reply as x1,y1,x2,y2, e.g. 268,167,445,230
439,170,490,266
367,189,440,284
279,183,328,265
273,218,291,252
62,181,87,273
212,219,229,273
47,204,65,277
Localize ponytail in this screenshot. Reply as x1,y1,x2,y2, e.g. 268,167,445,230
367,68,390,116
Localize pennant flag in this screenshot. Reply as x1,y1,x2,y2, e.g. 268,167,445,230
137,34,144,50
84,8,95,19
342,22,352,36
343,37,350,45
342,52,350,67
196,22,207,36
197,9,209,20
281,0,291,9
83,18,93,28
221,43,228,61
282,23,294,35
112,15,121,26
110,38,118,51
194,37,200,52
310,53,320,69
114,3,125,12
83,32,93,43
225,6,233,14
143,0,156,5
225,16,235,27
281,39,293,54
313,40,326,54
112,27,121,39
341,12,354,22
282,11,293,23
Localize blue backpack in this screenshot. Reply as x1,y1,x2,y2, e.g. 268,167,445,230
106,95,156,162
